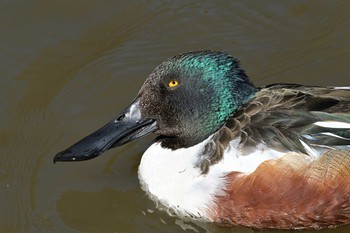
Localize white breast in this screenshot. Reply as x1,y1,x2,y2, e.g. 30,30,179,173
138,136,285,220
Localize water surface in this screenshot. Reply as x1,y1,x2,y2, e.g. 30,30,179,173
1,1,349,232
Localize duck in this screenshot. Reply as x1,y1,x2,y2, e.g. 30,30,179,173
54,50,350,230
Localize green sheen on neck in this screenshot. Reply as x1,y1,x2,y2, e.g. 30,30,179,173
178,52,254,124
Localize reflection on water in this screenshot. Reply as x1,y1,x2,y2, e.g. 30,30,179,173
0,1,349,232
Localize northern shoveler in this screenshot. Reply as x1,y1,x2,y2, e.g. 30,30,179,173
54,51,350,230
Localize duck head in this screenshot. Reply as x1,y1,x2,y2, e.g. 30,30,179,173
54,51,256,162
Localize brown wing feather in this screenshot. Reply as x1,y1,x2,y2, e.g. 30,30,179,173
225,84,350,154
197,85,350,173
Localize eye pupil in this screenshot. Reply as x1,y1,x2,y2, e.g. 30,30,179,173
169,80,179,87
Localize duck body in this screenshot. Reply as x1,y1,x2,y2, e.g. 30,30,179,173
54,51,350,230
139,83,350,229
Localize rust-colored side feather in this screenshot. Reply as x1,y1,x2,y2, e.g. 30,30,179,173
211,151,350,229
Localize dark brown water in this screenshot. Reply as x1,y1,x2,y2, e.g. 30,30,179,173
1,1,350,232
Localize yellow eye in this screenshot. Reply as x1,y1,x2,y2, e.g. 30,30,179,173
168,80,179,88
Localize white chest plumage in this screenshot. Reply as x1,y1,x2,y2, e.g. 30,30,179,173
138,136,285,220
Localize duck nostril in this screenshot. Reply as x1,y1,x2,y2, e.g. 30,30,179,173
116,114,125,121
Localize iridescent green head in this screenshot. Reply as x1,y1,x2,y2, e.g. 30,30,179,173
140,50,257,149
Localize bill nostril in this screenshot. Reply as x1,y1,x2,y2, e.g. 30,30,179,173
117,114,125,121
